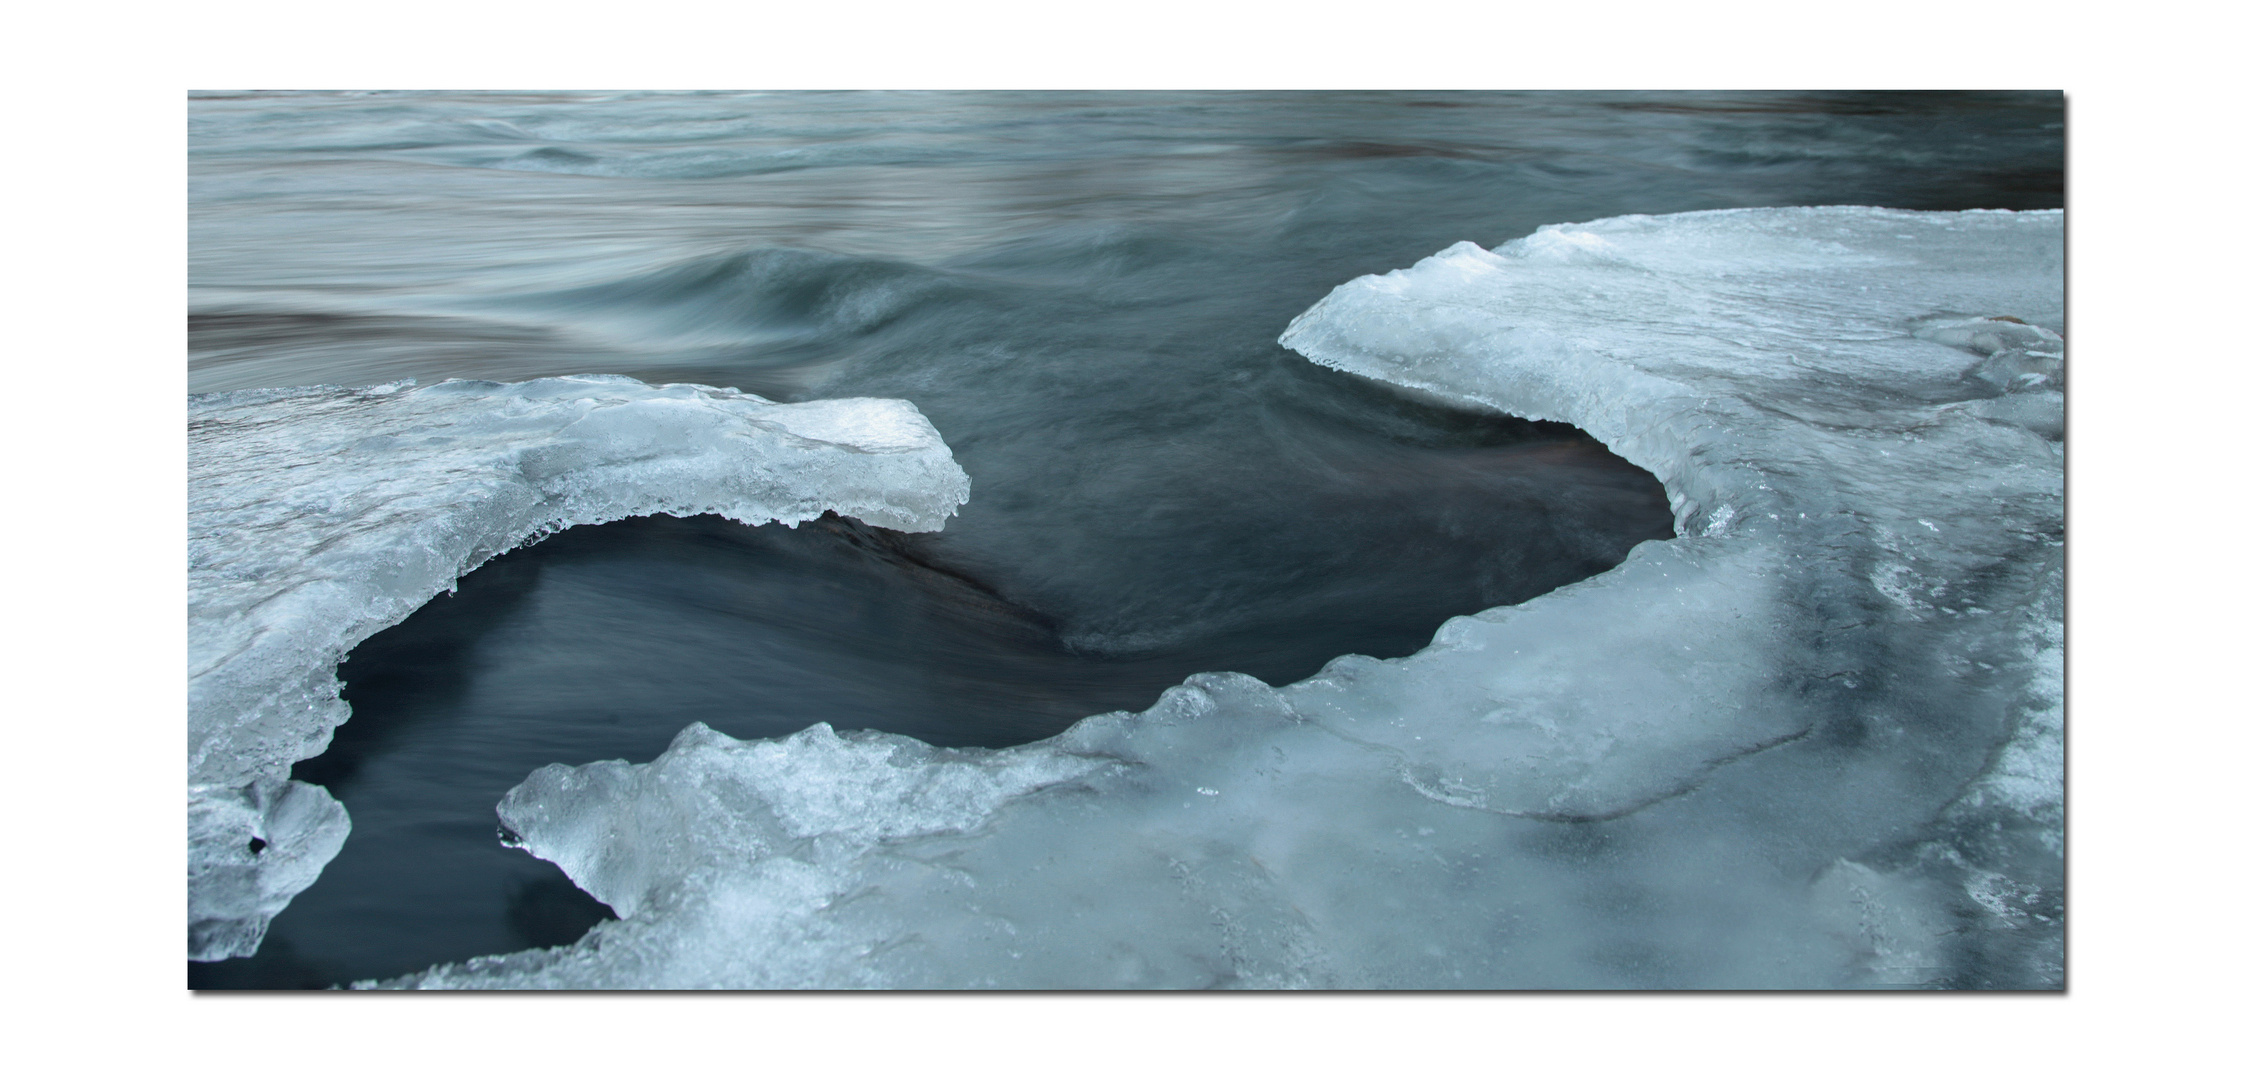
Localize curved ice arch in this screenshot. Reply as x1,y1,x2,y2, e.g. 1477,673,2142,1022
187,375,971,960
384,208,2063,989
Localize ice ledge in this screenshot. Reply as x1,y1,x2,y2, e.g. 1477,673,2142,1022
186,375,971,960
1276,206,2062,818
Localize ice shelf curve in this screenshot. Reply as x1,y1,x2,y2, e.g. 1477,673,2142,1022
187,375,972,961
381,207,2062,989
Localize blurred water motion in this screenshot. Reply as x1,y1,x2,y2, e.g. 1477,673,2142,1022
188,90,2064,987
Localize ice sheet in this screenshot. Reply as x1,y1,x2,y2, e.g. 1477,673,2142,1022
187,375,969,959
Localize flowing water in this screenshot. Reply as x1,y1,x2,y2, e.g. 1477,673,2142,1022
187,90,2064,988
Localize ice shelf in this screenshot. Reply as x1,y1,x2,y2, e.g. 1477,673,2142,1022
187,375,970,960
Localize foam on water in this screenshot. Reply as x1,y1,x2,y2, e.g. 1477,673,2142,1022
186,375,968,960
371,207,2062,989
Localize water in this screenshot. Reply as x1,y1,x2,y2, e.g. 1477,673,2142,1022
186,90,2064,988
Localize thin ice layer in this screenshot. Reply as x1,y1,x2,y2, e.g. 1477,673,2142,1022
187,375,970,960
385,208,2062,989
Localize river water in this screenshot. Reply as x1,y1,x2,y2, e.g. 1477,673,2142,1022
187,90,2063,987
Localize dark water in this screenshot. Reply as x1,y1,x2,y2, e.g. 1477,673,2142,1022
188,90,2064,988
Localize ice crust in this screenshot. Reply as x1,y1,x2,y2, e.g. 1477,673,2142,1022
381,208,2062,989
186,375,971,960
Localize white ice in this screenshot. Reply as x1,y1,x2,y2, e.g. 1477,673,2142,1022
187,375,970,960
378,207,2060,988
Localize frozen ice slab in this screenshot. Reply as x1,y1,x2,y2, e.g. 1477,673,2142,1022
187,375,970,960
384,208,2062,989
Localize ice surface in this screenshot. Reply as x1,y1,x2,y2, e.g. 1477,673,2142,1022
186,778,351,961
187,375,970,960
382,208,2062,989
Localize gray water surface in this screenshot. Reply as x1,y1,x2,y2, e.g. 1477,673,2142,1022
187,90,2064,987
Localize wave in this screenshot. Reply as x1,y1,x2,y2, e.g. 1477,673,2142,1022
500,248,968,349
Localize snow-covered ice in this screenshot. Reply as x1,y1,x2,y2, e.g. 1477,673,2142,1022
187,375,970,960
369,207,2061,989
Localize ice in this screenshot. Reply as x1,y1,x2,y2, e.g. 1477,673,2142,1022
186,375,971,960
186,778,350,961
381,208,2062,988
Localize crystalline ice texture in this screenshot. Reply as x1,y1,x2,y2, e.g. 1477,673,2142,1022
186,375,970,960
383,208,2062,989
